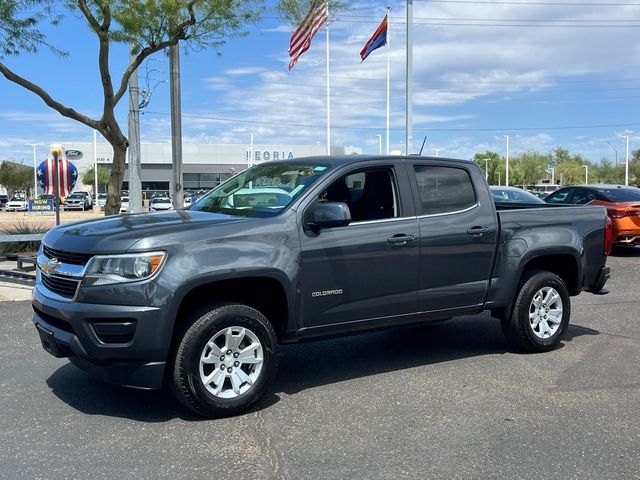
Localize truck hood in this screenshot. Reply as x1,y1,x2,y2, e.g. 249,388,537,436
42,210,253,254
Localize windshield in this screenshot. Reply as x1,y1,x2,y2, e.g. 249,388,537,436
68,194,84,199
491,187,544,203
598,187,640,202
152,198,170,204
192,162,331,217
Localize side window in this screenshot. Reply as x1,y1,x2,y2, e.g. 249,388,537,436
413,166,476,215
572,188,596,205
546,189,572,204
320,168,398,222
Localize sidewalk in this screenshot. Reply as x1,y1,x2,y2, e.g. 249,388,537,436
0,259,36,302
0,281,33,302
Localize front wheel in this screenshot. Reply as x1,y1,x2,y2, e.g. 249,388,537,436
170,303,278,417
501,270,570,352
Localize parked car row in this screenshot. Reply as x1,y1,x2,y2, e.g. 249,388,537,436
491,184,640,247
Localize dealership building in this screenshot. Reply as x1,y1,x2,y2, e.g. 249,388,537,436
59,142,361,197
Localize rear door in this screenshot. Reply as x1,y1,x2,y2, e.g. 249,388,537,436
408,161,498,313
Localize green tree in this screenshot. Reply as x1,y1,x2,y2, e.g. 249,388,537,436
473,151,504,185
509,151,549,188
629,149,640,186
0,160,33,195
82,165,112,194
1,0,331,214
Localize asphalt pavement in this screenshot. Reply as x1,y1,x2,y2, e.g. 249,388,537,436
1,249,639,479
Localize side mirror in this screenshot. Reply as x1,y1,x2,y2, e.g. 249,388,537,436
305,202,351,230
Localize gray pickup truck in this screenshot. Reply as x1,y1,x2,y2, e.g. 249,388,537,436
32,156,612,417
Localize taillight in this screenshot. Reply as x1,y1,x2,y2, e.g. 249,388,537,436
604,216,613,256
609,209,640,218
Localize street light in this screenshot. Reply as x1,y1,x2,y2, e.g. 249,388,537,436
503,135,510,186
622,135,630,186
431,148,444,157
25,143,41,199
582,165,589,185
376,134,382,155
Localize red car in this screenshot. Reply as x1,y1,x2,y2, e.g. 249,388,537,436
545,184,640,245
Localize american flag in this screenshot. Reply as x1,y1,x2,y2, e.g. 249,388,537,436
288,0,328,70
37,158,78,197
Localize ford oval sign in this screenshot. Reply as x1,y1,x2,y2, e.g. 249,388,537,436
66,150,83,160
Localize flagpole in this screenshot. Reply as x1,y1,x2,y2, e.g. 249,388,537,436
386,5,390,155
405,0,413,155
326,1,331,156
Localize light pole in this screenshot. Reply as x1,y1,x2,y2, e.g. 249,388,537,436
485,159,489,182
622,135,630,186
503,135,510,186
25,143,41,199
376,134,382,155
431,148,444,157
582,165,589,185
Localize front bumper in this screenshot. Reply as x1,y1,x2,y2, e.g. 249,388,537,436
32,286,169,389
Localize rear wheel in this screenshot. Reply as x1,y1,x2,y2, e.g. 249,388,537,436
501,270,570,352
170,303,278,417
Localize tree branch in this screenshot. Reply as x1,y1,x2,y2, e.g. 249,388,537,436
0,62,100,131
113,0,199,105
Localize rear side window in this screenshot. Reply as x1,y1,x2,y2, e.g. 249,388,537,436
413,166,476,215
596,187,640,202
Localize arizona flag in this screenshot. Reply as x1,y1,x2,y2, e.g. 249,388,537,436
360,14,388,62
288,0,328,70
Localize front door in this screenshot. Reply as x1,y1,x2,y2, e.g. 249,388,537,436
299,166,419,328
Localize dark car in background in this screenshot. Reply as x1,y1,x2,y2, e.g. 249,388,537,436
0,194,8,208
545,184,640,246
490,186,545,204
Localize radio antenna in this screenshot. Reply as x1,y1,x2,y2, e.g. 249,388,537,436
418,137,427,156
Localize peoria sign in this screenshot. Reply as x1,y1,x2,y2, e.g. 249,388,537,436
246,150,295,162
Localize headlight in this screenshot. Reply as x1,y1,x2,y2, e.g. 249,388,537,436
82,252,166,286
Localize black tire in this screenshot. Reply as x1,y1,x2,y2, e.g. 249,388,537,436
170,303,278,418
501,270,570,352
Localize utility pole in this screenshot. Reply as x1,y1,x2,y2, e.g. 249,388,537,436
431,148,444,157
485,159,489,182
128,49,143,213
504,135,510,186
170,44,184,210
25,143,41,199
623,135,630,186
606,141,618,167
376,134,382,155
93,130,99,210
583,165,589,185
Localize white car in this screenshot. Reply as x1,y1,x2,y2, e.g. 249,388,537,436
97,193,107,210
119,197,129,214
150,197,173,211
5,197,28,212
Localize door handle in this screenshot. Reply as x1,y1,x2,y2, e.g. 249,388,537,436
388,234,415,245
467,226,491,236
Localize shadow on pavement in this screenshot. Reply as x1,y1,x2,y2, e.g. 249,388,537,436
46,316,598,420
611,245,640,257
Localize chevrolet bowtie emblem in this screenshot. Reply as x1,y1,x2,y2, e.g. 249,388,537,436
41,257,61,275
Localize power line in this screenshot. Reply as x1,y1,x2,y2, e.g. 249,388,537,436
141,110,640,132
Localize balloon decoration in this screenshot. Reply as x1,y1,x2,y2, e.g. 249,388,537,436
37,158,78,197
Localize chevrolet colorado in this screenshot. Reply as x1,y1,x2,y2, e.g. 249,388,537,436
32,156,611,417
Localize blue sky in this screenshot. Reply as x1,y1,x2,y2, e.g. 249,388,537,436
1,0,639,166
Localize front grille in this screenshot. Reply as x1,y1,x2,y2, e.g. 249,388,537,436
41,274,80,299
43,245,93,266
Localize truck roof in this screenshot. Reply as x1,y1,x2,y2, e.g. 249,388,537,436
266,155,474,168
